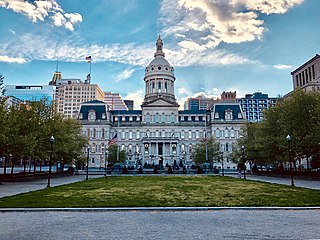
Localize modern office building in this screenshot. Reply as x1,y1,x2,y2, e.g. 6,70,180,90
104,92,128,110
0,95,23,108
184,95,216,110
79,37,246,169
55,83,105,118
5,85,55,102
291,54,320,92
236,92,278,122
124,100,134,110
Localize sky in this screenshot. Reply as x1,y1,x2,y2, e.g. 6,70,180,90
0,0,319,109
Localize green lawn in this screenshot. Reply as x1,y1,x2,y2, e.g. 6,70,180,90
0,176,319,208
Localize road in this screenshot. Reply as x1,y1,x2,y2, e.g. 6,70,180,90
0,210,319,240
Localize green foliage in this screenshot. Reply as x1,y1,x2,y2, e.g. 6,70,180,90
0,176,319,207
0,98,88,166
239,89,320,169
193,136,220,165
107,144,126,162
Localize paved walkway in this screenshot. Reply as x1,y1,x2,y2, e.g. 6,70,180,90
0,174,102,198
0,173,319,199
226,173,320,190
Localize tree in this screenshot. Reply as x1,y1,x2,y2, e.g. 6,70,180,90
193,136,220,165
107,144,126,163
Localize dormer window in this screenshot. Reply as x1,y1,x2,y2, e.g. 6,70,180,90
88,110,96,121
79,113,83,120
225,110,233,120
215,112,219,119
238,112,243,119
102,113,106,119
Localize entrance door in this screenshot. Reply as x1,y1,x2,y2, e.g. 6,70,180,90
158,143,163,156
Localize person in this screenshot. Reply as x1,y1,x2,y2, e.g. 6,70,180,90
237,163,242,178
138,165,143,174
182,166,187,175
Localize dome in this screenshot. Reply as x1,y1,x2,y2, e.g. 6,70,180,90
149,57,170,67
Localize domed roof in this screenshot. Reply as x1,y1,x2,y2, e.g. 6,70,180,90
149,56,170,67
148,36,171,67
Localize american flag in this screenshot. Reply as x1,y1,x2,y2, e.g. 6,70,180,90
108,133,118,147
85,56,92,62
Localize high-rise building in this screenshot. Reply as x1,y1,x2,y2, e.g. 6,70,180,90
237,92,278,122
104,92,128,110
124,100,134,110
55,83,105,118
184,95,216,110
291,54,320,92
5,85,55,102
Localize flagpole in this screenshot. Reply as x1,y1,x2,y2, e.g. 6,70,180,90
89,61,91,83
116,110,120,162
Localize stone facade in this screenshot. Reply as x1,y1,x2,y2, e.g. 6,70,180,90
79,37,246,170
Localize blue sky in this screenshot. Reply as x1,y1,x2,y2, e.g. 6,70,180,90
0,0,319,109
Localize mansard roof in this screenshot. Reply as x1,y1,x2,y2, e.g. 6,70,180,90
212,103,244,120
78,100,108,120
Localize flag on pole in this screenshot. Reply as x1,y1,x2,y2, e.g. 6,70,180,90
85,56,92,62
108,134,118,147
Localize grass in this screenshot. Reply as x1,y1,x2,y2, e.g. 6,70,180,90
0,176,319,208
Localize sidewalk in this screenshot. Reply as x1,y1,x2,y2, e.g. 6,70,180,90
226,173,320,190
0,174,102,198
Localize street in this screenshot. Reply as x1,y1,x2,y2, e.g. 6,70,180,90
0,210,319,240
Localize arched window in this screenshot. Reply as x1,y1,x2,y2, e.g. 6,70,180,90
181,131,185,139
129,131,132,139
215,129,220,138
161,113,165,122
165,82,167,93
155,113,159,122
196,131,200,139
156,131,159,137
224,128,229,138
152,82,155,93
136,131,140,139
158,82,161,92
171,113,175,123
188,130,192,139
230,128,235,138
146,113,150,123
121,131,125,139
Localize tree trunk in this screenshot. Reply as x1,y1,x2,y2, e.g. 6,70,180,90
10,158,15,176
3,156,6,175
39,160,42,172
23,157,26,173
33,157,37,175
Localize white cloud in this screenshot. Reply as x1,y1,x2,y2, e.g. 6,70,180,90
159,0,303,50
273,64,292,70
231,0,304,15
0,33,252,68
0,55,26,63
124,90,144,110
115,68,135,82
0,0,82,31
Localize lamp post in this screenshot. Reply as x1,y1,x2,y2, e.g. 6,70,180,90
241,145,246,179
47,135,55,188
86,146,90,180
104,149,108,177
286,134,295,186
221,152,224,176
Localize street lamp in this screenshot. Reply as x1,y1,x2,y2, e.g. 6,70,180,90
241,145,246,179
221,152,224,176
105,149,108,177
286,134,295,186
47,135,55,188
86,146,90,180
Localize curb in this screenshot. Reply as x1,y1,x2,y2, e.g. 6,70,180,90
1,206,320,212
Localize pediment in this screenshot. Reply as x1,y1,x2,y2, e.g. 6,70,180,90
142,97,179,108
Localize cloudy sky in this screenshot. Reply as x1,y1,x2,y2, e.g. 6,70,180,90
0,0,319,109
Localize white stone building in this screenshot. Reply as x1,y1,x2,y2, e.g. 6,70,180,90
79,37,246,169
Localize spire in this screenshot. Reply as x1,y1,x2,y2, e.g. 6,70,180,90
56,60,59,72
154,35,165,58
